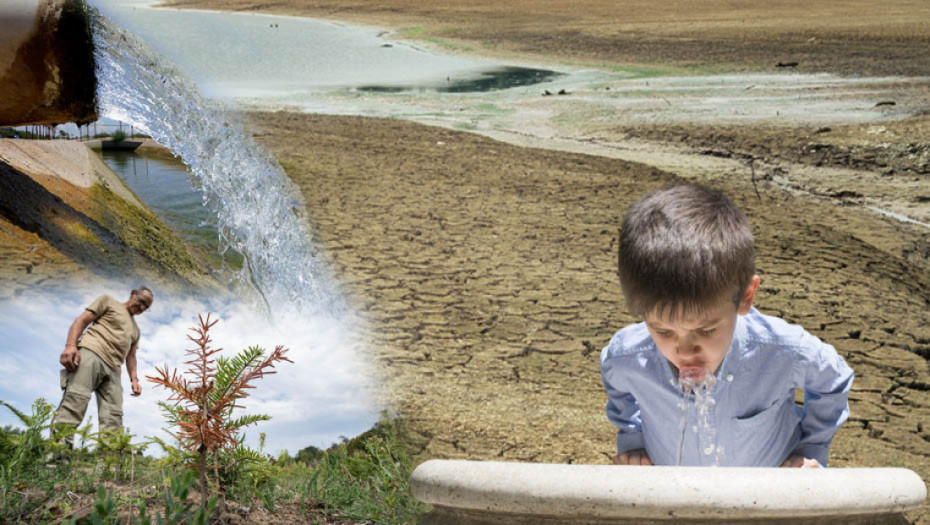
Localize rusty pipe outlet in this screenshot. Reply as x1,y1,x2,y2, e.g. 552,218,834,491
0,0,98,126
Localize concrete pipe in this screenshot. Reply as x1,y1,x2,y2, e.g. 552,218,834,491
0,0,97,126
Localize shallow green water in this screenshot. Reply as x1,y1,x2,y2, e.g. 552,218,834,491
356,67,563,93
98,150,243,272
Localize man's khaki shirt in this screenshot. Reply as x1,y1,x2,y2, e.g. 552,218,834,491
78,295,140,370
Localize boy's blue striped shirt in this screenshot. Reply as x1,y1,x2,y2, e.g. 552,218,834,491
601,307,853,467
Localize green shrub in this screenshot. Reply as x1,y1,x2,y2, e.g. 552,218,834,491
111,130,127,142
0,399,58,521
301,414,425,524
295,444,324,465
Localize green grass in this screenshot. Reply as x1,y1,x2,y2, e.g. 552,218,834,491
281,414,427,524
1,400,426,524
474,103,515,114
398,26,426,38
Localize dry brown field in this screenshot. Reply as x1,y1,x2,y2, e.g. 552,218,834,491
159,0,930,76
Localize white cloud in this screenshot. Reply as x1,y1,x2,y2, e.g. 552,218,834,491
0,285,380,456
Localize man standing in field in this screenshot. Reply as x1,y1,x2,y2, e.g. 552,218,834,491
51,287,153,446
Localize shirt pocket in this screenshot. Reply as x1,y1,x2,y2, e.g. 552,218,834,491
732,398,792,429
728,397,801,466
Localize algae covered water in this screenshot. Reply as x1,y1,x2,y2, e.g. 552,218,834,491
97,150,244,273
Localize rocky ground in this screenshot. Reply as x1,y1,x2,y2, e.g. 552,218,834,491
246,110,930,521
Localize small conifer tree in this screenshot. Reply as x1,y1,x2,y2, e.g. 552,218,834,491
148,314,292,508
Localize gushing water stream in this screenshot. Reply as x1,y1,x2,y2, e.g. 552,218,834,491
90,9,337,315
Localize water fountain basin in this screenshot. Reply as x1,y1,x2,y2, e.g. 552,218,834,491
410,459,926,524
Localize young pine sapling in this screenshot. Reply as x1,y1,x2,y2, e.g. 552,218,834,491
147,314,292,509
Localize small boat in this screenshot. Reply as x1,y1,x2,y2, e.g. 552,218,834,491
84,139,144,151
101,139,143,151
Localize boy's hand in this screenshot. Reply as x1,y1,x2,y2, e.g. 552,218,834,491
613,449,653,466
780,455,820,468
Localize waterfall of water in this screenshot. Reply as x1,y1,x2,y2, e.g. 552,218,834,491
89,9,338,316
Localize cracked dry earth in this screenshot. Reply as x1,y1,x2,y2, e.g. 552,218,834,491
247,111,930,521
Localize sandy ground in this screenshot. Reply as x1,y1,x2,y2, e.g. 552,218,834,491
243,110,930,521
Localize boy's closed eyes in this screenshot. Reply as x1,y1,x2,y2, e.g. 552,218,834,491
641,276,757,383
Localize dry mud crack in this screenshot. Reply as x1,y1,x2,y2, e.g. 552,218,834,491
248,111,930,521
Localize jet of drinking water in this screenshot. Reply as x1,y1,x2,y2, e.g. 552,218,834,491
676,371,724,465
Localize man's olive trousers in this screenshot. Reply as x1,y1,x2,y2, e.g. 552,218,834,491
51,348,123,446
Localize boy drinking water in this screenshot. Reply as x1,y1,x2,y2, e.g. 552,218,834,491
601,184,853,467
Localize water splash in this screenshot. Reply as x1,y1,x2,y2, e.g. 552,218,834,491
90,10,338,316
676,371,724,465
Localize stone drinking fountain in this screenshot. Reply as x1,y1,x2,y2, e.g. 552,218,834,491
410,460,926,523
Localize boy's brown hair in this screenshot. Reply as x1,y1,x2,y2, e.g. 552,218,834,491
618,184,755,319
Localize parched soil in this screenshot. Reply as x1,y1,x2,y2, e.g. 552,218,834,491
158,0,930,77
605,113,930,231
246,111,930,521
618,115,930,179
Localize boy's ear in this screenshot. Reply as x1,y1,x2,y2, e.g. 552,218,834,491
738,275,761,315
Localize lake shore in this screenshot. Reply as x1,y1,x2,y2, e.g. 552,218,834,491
158,0,930,77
